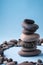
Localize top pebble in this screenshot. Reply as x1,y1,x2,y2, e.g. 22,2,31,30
23,19,35,24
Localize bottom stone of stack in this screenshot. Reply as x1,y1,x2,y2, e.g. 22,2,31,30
18,49,41,57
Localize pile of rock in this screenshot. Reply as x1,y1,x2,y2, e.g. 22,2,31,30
0,55,17,65
0,39,18,51
18,19,41,56
5,59,43,65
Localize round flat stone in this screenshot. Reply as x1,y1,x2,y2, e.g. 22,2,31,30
22,23,39,32
22,29,34,34
20,33,40,42
18,49,41,57
23,19,35,24
22,47,36,52
20,40,37,45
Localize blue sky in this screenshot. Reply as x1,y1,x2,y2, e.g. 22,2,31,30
0,0,43,44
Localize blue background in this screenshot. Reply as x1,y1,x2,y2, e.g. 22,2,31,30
0,0,43,44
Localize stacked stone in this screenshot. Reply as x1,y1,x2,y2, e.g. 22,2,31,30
18,19,41,57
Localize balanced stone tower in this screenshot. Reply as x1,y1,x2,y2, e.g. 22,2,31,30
18,19,41,57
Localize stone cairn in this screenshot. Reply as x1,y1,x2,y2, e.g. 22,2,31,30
18,19,41,57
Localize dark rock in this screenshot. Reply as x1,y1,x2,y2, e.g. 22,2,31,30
2,41,8,45
9,39,18,44
0,55,4,64
36,59,43,65
6,61,17,65
22,29,34,34
8,58,13,62
22,24,39,33
23,19,35,24
0,46,4,56
37,59,42,63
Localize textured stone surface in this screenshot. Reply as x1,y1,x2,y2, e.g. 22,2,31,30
20,33,40,42
22,24,39,32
